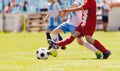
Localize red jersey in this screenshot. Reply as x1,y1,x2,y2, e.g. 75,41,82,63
76,0,96,36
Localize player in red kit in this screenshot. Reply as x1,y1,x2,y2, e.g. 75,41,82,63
48,0,111,59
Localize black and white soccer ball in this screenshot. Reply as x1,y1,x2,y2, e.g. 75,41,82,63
36,48,50,59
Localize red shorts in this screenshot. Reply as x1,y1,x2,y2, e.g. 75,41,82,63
75,22,96,36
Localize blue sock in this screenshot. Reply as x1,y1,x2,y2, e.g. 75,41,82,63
46,33,51,41
58,34,63,41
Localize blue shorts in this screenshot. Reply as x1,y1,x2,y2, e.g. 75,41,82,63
47,17,61,31
56,22,76,34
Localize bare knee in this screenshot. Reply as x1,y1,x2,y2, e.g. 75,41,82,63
71,31,81,38
77,38,84,45
85,36,95,44
53,28,62,34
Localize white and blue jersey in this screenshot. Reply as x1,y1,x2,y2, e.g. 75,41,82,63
67,0,82,27
102,3,110,16
55,0,82,33
47,2,62,30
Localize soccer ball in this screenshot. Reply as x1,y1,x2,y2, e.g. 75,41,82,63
36,48,50,59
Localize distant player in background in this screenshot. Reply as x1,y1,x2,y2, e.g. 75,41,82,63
22,1,28,12
45,0,65,50
4,3,11,13
49,0,111,59
102,0,110,31
50,0,102,59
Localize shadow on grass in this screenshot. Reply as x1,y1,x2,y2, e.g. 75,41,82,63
80,58,102,60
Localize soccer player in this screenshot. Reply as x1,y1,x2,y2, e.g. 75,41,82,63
45,0,65,49
51,0,102,59
49,0,111,59
102,0,110,31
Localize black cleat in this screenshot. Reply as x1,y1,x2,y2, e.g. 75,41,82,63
61,46,66,50
103,50,111,59
48,39,59,49
48,45,52,50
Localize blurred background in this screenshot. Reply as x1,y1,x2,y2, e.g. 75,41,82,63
0,0,120,32
0,0,106,14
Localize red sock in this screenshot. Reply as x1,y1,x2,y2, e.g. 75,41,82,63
93,40,107,53
58,36,75,46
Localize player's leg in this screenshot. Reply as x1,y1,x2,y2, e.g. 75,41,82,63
54,31,80,47
58,34,62,41
77,38,99,52
49,23,81,56
52,27,63,42
48,31,79,49
46,30,52,50
46,30,52,42
56,22,82,46
49,23,81,48
46,25,53,50
103,22,108,31
58,34,66,50
46,25,53,42
46,28,60,57
52,26,66,49
76,38,102,59
49,26,65,57
85,35,111,59
48,31,81,57
102,16,108,31
52,23,75,49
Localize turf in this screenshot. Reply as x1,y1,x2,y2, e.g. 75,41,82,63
0,31,120,71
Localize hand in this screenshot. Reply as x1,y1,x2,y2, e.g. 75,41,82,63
44,19,47,22
109,4,113,9
61,9,67,17
44,17,48,22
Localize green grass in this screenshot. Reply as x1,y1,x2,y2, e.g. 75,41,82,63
0,31,120,71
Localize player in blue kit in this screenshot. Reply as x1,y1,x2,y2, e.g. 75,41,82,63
45,0,65,50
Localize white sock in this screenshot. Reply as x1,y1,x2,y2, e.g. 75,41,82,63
83,42,98,52
53,34,59,42
52,34,59,52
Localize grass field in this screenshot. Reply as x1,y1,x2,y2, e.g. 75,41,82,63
0,31,120,71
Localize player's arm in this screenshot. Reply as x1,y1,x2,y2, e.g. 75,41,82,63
44,13,49,22
109,3,120,8
61,6,83,16
61,2,80,16
64,6,83,13
44,4,49,22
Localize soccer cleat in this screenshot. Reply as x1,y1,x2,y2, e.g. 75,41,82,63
61,46,66,50
48,39,59,49
49,50,58,57
103,50,111,59
48,45,52,50
95,51,102,59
